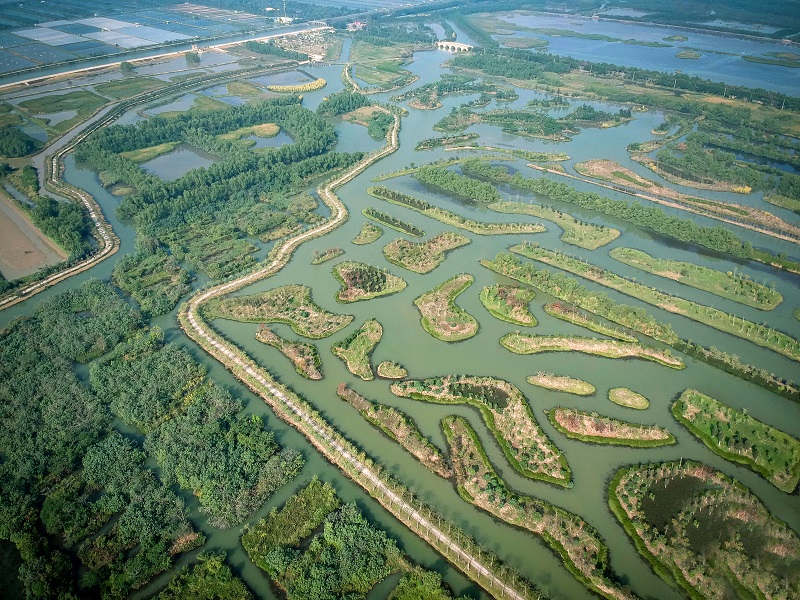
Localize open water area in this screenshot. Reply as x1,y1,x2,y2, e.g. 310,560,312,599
1,19,799,600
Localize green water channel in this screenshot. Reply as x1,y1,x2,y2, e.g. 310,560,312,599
2,39,799,600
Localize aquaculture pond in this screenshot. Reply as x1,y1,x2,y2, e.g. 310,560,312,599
2,25,799,600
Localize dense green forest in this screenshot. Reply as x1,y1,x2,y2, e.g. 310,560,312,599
0,280,301,596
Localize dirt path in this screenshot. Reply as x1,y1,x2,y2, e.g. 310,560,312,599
181,116,534,600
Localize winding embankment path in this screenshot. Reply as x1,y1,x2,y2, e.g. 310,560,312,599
180,115,535,600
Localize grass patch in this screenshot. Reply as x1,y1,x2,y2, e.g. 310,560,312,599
414,274,478,342
608,387,649,410
207,284,352,339
95,76,167,99
376,361,408,379
527,373,595,396
548,407,674,447
395,375,570,485
19,89,107,133
609,247,782,310
331,319,382,380
501,332,685,368
672,389,800,493
332,261,407,303
119,141,180,163
479,284,537,326
382,231,470,274
352,222,383,245
256,327,322,380
488,201,620,250
217,123,280,145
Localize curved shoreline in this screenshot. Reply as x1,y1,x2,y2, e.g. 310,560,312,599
179,115,537,600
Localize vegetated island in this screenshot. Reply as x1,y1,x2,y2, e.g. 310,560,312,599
527,373,595,396
363,207,425,237
547,407,675,447
332,261,407,303
414,274,478,342
442,416,635,600
672,389,800,493
206,284,353,339
376,361,408,379
416,133,481,150
331,319,382,381
392,375,571,486
338,384,452,479
382,231,471,274
352,221,383,245
609,461,800,600
311,247,345,264
513,243,800,363
609,247,783,310
487,200,621,250
256,326,323,380
479,284,537,326
368,186,547,235
241,479,459,599
608,388,649,410
482,252,799,401
415,164,502,203
576,159,800,241
543,302,637,342
501,332,685,369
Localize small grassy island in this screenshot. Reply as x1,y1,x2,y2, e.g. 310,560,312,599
363,208,425,237
332,261,407,303
369,187,547,235
527,373,595,396
382,232,470,274
206,285,353,339
376,361,408,379
311,247,345,265
338,384,452,478
479,285,537,326
672,389,800,493
414,274,478,341
501,332,685,368
256,327,323,380
331,319,383,380
543,302,637,342
608,388,649,410
392,375,571,486
609,461,800,600
352,222,383,245
609,247,783,310
487,201,620,250
548,407,675,447
443,416,634,600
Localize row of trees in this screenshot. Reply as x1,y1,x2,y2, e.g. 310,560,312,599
416,164,501,203
461,159,753,258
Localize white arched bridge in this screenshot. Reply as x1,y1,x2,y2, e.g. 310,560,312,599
436,41,474,52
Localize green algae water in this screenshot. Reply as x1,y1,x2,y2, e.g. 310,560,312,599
3,33,798,600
